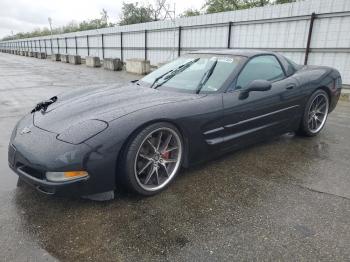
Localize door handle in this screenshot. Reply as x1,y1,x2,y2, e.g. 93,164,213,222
286,84,295,90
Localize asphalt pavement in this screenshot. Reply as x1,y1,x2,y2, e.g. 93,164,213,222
0,53,349,261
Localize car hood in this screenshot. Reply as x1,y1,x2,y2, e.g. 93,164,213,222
33,83,202,134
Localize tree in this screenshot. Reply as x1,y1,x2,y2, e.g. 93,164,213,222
100,9,109,25
180,8,201,17
118,0,175,25
119,2,154,26
1,9,113,40
274,0,296,4
205,0,243,14
153,0,167,20
62,21,79,33
204,0,297,14
1,0,299,40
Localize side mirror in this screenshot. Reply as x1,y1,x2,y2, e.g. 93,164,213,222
239,80,272,100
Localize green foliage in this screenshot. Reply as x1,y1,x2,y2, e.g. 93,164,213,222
180,9,202,18
204,0,296,14
2,0,298,41
2,9,114,41
274,0,296,4
119,2,154,26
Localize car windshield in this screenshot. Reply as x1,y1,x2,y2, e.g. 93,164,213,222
140,54,243,93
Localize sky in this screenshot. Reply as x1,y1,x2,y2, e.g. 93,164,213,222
0,0,205,38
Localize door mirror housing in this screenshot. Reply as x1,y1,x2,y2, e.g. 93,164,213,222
239,80,272,100
246,79,272,92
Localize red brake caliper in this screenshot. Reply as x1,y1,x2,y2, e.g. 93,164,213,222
161,151,170,159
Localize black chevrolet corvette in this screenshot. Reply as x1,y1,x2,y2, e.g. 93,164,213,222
8,50,342,198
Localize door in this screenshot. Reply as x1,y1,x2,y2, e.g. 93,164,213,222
221,55,301,150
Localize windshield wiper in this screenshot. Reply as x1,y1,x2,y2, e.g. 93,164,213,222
31,96,57,113
149,69,174,89
153,58,200,89
195,59,218,94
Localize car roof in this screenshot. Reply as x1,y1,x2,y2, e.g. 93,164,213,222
189,49,277,58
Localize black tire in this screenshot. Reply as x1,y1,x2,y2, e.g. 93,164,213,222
120,122,183,196
297,89,329,137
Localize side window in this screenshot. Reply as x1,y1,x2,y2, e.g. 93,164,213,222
236,55,285,89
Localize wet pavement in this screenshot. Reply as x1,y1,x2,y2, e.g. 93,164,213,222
0,53,349,261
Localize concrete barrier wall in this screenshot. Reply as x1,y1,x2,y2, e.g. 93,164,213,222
1,0,350,84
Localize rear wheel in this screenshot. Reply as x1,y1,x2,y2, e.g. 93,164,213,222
121,122,183,196
297,89,329,137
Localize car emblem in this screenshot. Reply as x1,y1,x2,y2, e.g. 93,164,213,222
20,127,31,135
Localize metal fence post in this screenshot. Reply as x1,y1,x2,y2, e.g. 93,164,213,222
144,30,147,61
57,38,60,54
50,38,53,54
87,35,90,56
75,36,78,55
39,39,41,52
101,34,105,59
44,39,47,54
304,12,316,65
227,22,232,49
178,26,182,57
65,37,68,54
120,32,123,62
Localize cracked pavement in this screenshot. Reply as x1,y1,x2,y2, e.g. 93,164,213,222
0,53,349,261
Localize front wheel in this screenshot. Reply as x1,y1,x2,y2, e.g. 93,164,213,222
121,122,183,196
297,89,329,137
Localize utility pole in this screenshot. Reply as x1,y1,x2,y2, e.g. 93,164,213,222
48,17,53,55
48,17,53,35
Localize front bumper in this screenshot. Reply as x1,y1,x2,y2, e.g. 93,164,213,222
8,114,118,197
9,155,88,196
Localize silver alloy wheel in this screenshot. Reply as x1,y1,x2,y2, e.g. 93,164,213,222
134,127,182,191
308,92,329,133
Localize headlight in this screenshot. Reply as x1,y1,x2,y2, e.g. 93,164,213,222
56,119,108,144
46,171,89,182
